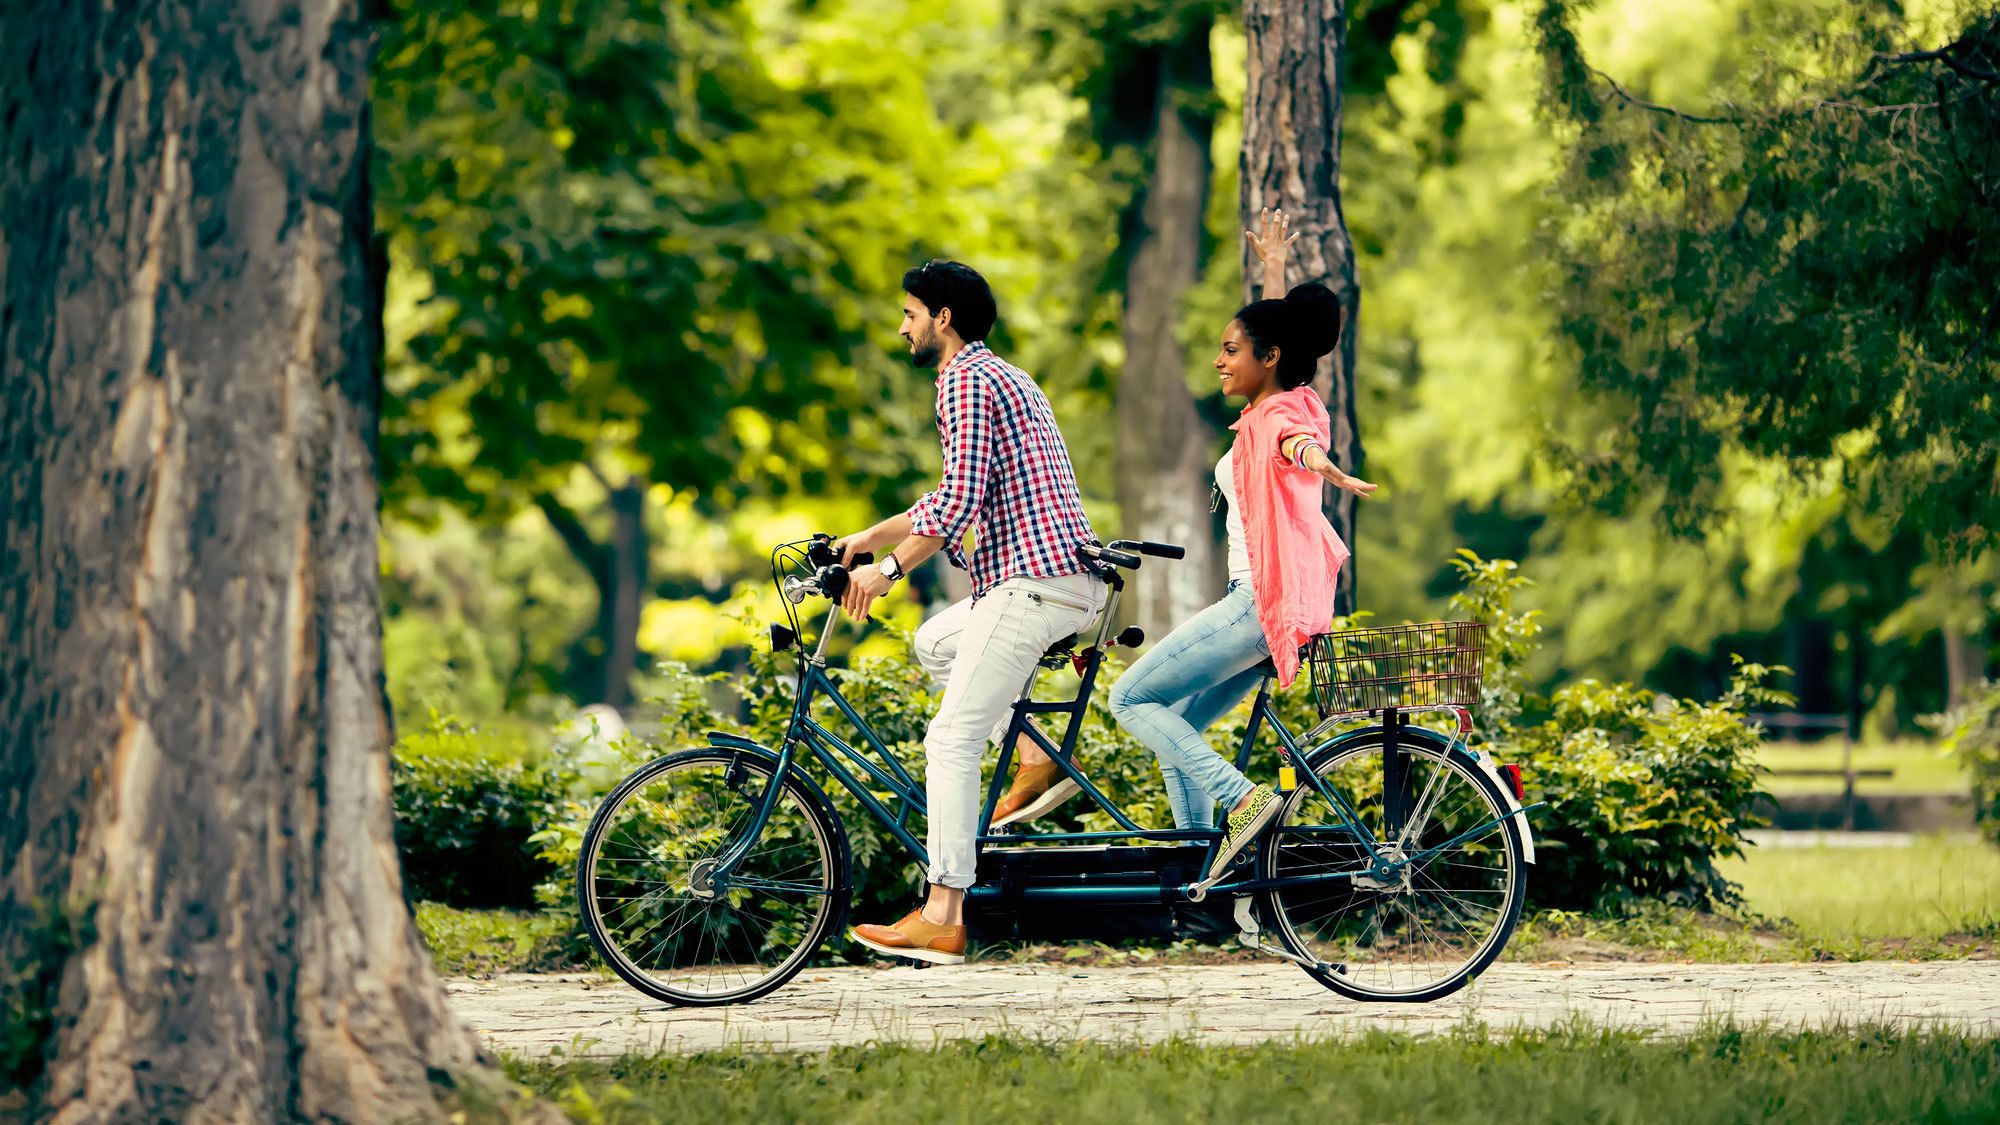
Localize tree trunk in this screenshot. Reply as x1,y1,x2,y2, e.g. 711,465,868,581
600,479,648,710
1115,26,1224,638
1945,629,1989,707
0,2,486,1119
1242,0,1364,616
1787,616,1836,716
538,478,649,708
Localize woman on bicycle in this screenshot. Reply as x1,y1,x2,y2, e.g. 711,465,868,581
1110,207,1376,880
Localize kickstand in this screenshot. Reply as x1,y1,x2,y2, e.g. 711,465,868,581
1232,895,1259,944
1232,894,1343,974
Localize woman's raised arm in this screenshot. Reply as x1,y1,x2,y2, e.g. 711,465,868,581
1244,207,1299,300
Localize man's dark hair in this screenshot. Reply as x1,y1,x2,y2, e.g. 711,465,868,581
902,260,997,342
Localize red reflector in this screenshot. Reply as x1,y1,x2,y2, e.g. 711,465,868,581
1501,763,1525,801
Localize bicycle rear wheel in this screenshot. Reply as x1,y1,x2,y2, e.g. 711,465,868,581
1260,731,1525,1002
578,747,850,1006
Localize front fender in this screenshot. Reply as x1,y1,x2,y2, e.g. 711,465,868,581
1306,723,1536,865
702,730,847,839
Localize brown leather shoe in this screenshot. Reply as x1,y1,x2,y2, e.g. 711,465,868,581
990,759,1081,828
850,908,967,965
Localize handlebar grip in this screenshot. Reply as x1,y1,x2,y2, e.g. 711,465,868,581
1138,541,1185,560
1097,547,1141,569
851,552,874,567
823,564,851,601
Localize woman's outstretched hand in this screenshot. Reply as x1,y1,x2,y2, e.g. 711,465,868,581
1327,470,1379,500
1244,206,1300,264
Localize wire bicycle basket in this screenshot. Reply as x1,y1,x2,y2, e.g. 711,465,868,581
1305,620,1485,717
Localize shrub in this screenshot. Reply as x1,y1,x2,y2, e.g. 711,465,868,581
392,715,573,910
1449,551,1783,910
1937,681,2000,848
1503,663,1779,910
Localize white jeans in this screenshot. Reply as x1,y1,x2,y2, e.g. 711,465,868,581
913,573,1105,889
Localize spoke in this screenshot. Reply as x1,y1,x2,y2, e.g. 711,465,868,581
584,754,840,998
1395,754,1452,851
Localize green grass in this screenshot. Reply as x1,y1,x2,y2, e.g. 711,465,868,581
1757,738,1968,795
1506,835,2000,963
477,1026,2000,1124
1722,833,2000,942
416,902,582,975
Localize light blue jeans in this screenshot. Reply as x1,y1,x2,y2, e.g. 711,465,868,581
1109,582,1270,829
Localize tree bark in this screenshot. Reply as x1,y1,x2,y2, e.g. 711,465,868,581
1945,628,1990,707
0,2,486,1119
537,479,648,708
600,479,648,710
1114,26,1225,639
1242,0,1364,616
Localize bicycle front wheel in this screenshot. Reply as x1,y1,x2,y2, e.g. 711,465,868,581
578,747,850,1006
1260,731,1526,1002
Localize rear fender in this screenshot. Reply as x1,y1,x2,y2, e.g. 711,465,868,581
1306,723,1536,864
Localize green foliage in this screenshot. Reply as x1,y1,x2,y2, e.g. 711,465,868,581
0,896,95,1088
392,716,575,910
1447,549,1544,734
1937,681,2000,848
381,510,598,721
1504,662,1782,911
371,0,1002,705
374,0,944,517
1451,550,1782,910
1531,0,2000,553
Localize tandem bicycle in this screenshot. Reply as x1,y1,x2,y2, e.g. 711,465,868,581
577,534,1539,1006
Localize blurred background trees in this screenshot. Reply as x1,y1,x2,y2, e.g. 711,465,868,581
368,0,1994,736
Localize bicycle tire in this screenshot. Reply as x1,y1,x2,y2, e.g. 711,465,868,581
1259,730,1527,1003
577,747,852,1007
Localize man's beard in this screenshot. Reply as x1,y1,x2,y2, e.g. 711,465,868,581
908,332,942,368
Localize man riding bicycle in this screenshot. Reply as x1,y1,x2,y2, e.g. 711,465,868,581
832,260,1103,964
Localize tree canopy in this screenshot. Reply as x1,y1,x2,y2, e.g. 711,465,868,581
1532,0,1998,555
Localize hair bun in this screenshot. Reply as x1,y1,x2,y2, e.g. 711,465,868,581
1282,283,1342,361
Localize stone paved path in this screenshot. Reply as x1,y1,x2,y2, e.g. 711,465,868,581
449,962,2000,1056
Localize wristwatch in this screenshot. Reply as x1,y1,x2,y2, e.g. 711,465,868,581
880,552,905,583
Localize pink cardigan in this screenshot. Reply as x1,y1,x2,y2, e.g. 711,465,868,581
1229,386,1352,687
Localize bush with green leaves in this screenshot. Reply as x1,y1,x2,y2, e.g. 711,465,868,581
1449,551,1781,910
1936,681,2000,848
392,715,574,910
1500,667,1779,911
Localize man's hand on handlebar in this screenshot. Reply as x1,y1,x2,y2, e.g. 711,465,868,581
832,530,881,568
841,563,893,621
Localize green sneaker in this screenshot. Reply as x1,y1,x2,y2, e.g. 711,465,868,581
1208,784,1282,879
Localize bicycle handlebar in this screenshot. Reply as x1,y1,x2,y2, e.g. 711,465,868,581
1108,539,1186,560
1081,544,1142,569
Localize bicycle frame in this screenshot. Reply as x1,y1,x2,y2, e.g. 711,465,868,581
711,543,1536,907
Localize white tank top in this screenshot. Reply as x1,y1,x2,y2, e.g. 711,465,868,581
1215,445,1252,583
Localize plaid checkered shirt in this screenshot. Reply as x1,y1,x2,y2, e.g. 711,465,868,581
905,341,1097,598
